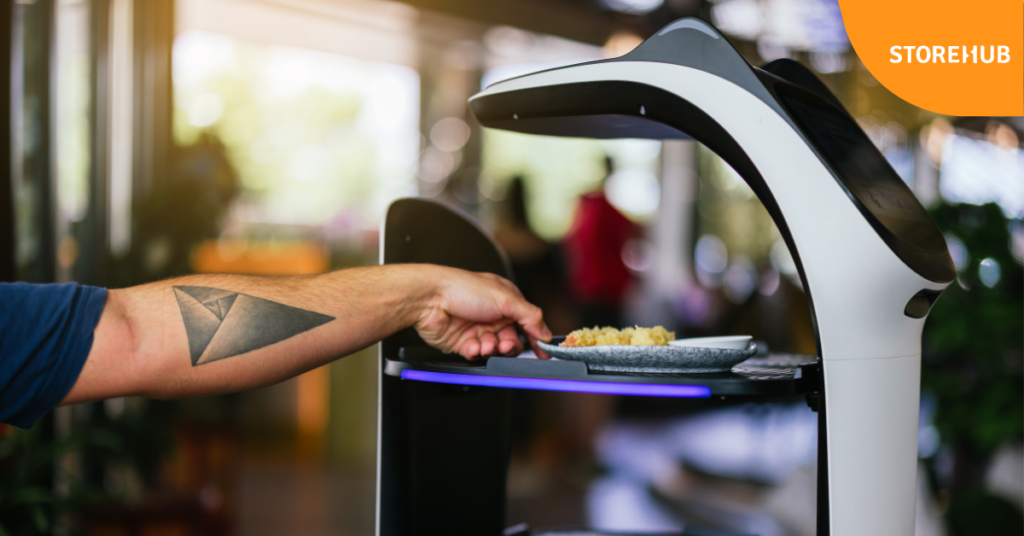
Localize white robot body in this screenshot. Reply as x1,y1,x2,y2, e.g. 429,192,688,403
470,25,952,535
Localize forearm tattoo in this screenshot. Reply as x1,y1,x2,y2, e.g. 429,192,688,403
172,286,335,366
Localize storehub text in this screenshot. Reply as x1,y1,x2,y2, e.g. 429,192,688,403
889,45,1010,64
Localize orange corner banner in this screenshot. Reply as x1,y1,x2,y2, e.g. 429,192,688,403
838,0,1023,116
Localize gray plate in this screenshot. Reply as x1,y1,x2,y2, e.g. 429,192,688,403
536,337,757,373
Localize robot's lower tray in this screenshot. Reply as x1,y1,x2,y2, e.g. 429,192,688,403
386,348,818,399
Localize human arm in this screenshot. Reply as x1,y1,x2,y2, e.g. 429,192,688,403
61,264,552,404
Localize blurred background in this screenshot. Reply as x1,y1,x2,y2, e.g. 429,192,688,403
0,0,1020,535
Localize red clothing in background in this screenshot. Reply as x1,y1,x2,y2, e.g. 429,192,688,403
563,191,636,306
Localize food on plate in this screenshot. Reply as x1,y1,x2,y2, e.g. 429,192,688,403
560,326,676,347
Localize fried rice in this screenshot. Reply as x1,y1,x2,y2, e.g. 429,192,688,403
559,325,676,347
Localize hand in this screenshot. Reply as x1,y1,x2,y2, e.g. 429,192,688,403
414,268,552,360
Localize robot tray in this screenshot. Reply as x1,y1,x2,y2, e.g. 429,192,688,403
385,348,819,399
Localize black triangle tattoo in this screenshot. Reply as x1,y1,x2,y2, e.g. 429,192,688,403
203,301,224,320
173,286,335,366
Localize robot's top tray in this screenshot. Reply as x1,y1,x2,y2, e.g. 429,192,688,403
385,348,819,399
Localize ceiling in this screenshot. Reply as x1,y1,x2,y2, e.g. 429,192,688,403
389,0,708,45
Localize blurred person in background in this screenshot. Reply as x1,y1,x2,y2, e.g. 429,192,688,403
493,176,572,336
549,157,642,465
563,156,639,329
0,265,552,429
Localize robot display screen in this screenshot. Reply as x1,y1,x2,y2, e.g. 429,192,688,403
779,92,947,252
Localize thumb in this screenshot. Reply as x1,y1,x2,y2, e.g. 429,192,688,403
505,297,551,344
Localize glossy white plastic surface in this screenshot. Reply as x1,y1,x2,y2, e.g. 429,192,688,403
825,355,922,536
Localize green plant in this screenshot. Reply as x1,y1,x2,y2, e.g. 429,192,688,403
923,202,1024,456
0,425,58,535
947,489,1024,536
0,398,188,535
0,424,109,536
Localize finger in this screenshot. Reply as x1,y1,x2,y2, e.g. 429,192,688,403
489,281,548,341
504,299,551,344
496,325,523,356
460,339,481,361
529,336,552,359
479,332,498,358
497,338,517,356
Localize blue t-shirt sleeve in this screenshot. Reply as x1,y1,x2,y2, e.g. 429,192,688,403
0,282,107,429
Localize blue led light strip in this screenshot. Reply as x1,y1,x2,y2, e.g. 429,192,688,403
400,370,711,398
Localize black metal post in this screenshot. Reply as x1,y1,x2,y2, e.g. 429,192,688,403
0,0,13,283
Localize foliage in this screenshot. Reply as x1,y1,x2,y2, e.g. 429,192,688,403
0,401,183,536
923,202,1024,454
0,426,61,535
947,489,1024,536
0,425,99,536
